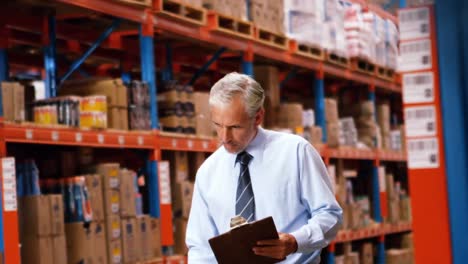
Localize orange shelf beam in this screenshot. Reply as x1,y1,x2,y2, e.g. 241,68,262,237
3,123,156,149
334,222,412,243
157,132,218,152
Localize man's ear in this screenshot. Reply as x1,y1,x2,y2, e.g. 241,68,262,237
255,108,265,126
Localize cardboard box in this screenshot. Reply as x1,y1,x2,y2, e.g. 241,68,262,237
105,214,122,241
254,66,280,128
108,106,129,130
90,221,108,264
278,103,303,131
386,173,395,200
49,194,65,236
193,92,210,116
172,181,194,219
121,218,138,263
327,122,340,147
377,104,390,132
345,252,360,264
400,197,412,222
325,98,339,122
120,169,137,218
1,82,25,122
103,189,120,216
107,239,123,264
195,114,214,137
52,235,67,264
136,215,152,260
388,199,400,224
65,223,93,264
386,249,411,264
85,174,105,221
402,233,414,250
360,243,374,264
97,163,120,190
160,115,184,133
174,218,188,255
165,151,189,184
60,78,128,107
149,218,163,258
21,236,53,264
335,255,345,264
19,195,51,237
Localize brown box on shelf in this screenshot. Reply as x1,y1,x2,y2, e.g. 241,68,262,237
120,169,137,218
21,236,53,264
344,252,360,264
49,194,65,236
85,174,105,221
310,126,323,145
386,173,395,200
278,103,303,131
386,249,412,264
121,217,138,263
160,115,184,133
377,104,391,132
103,189,120,216
327,122,340,147
335,255,345,264
360,242,374,264
400,197,412,222
65,222,93,264
387,199,401,224
105,214,122,241
136,215,151,261
254,66,280,128
52,235,67,264
195,114,214,137
173,181,195,219
60,78,128,107
325,98,339,122
19,195,51,237
91,221,108,264
402,233,414,250
165,151,189,184
107,238,123,264
1,82,25,122
108,106,129,130
97,163,121,190
193,92,210,116
174,218,188,255
149,217,163,258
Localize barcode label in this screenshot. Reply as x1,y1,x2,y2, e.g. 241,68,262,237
399,7,431,40
407,137,439,169
403,72,434,103
399,40,432,72
405,106,437,137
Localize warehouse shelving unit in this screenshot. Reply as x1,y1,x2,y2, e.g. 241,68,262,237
0,0,411,263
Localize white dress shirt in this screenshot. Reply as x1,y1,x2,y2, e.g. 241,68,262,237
186,127,342,263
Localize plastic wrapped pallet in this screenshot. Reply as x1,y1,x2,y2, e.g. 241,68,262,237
323,0,348,57
249,0,284,34
203,0,247,20
283,0,325,47
344,5,377,62
385,19,399,70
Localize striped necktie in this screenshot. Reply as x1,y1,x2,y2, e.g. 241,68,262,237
235,151,255,222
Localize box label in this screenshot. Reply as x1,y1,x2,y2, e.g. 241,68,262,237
405,105,437,137
399,39,432,72
2,158,17,211
159,162,172,205
407,137,439,169
403,72,434,103
398,7,430,40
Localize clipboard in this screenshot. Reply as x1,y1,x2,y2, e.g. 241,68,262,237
208,216,280,264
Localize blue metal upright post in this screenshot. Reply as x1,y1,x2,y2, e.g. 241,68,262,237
189,47,226,85
436,1,468,263
371,165,383,222
43,15,57,98
376,236,385,264
314,71,326,142
242,49,254,76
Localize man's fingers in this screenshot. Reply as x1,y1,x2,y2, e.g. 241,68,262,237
253,246,285,259
257,239,282,246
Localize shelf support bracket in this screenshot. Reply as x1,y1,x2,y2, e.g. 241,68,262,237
43,15,57,98
279,67,297,89
188,47,226,85
314,69,326,143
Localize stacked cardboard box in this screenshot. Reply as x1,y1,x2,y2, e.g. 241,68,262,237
325,98,340,147
339,117,358,146
284,0,326,48
344,5,376,62
193,92,215,137
277,103,304,133
386,248,413,264
357,101,378,148
203,0,247,20
128,81,151,130
19,195,67,264
158,82,195,134
360,242,374,264
1,82,25,122
254,66,280,128
324,0,347,58
385,173,412,224
96,163,123,264
377,104,391,149
59,78,129,130
119,169,139,263
343,243,360,264
249,0,284,34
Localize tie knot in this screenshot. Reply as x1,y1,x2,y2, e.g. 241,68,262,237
236,151,252,166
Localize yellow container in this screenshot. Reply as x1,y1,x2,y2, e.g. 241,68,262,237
80,95,107,113
80,111,107,129
34,106,58,125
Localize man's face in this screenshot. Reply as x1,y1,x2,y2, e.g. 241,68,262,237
210,96,264,154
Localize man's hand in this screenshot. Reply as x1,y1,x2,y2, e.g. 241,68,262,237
253,233,298,260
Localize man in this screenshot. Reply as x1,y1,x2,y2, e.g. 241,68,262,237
186,72,342,263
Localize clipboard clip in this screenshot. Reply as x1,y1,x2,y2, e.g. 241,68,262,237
230,215,248,229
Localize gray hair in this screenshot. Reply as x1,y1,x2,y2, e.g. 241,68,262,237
209,72,265,117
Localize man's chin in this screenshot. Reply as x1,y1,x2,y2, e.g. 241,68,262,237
223,144,239,154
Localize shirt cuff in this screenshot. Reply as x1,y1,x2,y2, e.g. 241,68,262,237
290,222,326,254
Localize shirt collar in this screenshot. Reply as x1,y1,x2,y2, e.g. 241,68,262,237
232,127,266,167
